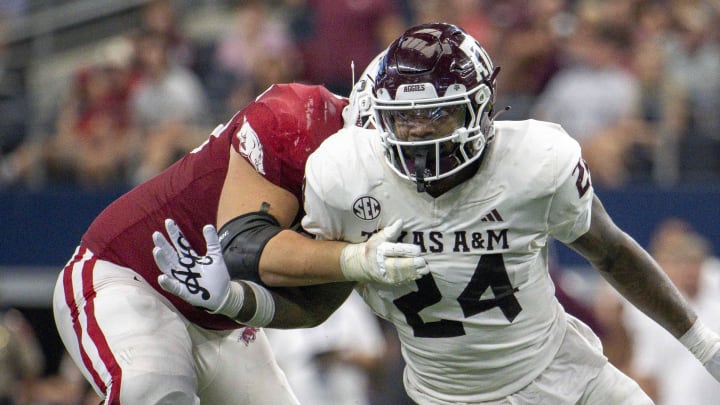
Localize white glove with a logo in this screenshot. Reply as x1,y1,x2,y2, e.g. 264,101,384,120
340,219,428,285
153,219,244,318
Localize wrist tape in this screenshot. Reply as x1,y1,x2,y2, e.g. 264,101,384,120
244,281,276,327
679,320,720,364
211,281,245,318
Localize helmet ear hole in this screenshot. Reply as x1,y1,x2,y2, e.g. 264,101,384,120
475,85,491,105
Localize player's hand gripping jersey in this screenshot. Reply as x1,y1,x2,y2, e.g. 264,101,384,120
302,119,602,401
76,83,346,330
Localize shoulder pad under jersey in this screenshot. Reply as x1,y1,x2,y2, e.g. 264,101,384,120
230,83,348,199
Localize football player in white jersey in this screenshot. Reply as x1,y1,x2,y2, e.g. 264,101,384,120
300,23,720,404
153,23,720,404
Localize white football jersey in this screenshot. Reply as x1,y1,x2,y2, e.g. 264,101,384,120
302,119,595,402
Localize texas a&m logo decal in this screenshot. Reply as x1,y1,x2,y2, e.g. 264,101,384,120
353,196,381,220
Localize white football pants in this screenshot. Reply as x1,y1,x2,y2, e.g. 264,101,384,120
53,246,299,405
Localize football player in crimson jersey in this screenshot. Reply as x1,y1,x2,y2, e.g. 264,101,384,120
52,83,427,405
157,23,720,404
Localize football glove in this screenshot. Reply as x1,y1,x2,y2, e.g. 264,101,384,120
340,219,428,285
153,219,245,318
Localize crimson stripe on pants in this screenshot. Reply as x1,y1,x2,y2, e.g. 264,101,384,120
62,246,122,403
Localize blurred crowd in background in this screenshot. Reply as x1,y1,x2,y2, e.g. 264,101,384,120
1,0,720,191
1,0,720,404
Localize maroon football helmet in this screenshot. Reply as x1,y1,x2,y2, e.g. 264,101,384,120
370,22,499,191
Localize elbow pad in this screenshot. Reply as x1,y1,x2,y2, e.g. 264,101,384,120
218,211,283,286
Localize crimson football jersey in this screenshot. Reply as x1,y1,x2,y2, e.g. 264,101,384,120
82,83,347,330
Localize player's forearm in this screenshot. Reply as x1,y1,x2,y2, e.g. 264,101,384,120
260,224,428,287
234,281,355,328
594,233,697,338
570,197,697,338
259,230,349,286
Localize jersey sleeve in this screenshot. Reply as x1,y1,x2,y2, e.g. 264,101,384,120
301,146,346,241
228,83,347,202
547,135,594,244
300,127,377,243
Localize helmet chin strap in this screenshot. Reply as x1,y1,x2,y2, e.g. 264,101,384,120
413,146,431,193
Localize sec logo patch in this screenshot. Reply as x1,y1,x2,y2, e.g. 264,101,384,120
353,196,381,220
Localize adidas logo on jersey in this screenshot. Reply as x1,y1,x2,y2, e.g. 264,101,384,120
480,209,503,222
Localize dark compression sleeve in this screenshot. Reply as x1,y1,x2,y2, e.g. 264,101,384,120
218,211,283,286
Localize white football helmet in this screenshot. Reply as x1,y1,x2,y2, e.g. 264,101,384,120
343,50,386,129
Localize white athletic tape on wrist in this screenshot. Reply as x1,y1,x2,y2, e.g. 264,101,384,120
679,320,720,364
211,281,245,318
339,243,361,281
244,281,276,327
